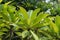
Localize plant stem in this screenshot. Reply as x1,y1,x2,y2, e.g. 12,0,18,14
9,25,13,40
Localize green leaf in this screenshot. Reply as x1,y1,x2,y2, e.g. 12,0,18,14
22,30,29,38
16,12,27,24
7,6,16,22
55,15,60,33
9,12,15,22
0,32,5,36
38,30,52,39
50,21,59,33
32,13,49,26
3,1,12,10
7,5,16,13
27,10,33,25
4,1,12,5
31,8,40,21
55,15,60,27
1,12,9,21
45,18,59,33
0,19,3,24
0,5,3,11
0,38,2,40
34,22,49,28
15,32,21,36
0,0,2,3
30,30,39,40
0,28,8,31
0,23,5,27
20,7,28,19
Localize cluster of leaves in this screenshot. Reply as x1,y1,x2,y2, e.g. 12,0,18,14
0,0,60,40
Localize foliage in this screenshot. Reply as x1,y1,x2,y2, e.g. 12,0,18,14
0,0,60,40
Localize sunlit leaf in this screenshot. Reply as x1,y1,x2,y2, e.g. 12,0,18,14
20,7,28,19
32,13,49,26
7,5,16,13
50,21,59,33
0,0,2,3
31,8,40,21
55,15,60,27
45,18,59,33
27,10,33,25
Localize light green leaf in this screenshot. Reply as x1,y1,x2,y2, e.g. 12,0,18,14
17,13,27,24
55,15,60,27
0,0,2,3
45,18,59,33
20,7,28,19
31,8,40,21
7,6,16,22
3,1,12,10
50,21,59,33
30,30,39,40
9,13,15,22
55,15,60,33
7,5,16,13
32,13,49,26
22,30,29,38
4,1,12,5
27,10,33,25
